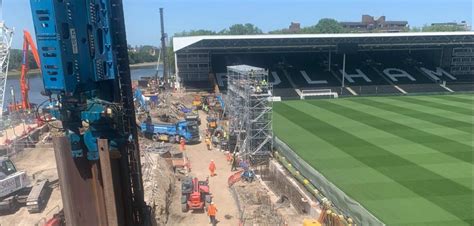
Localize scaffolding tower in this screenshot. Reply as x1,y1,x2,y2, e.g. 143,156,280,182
227,65,273,163
0,21,13,117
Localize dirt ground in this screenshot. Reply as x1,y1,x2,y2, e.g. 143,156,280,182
165,110,239,226
0,141,62,226
0,91,308,226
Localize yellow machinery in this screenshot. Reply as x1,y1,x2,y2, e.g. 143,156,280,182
192,95,202,109
303,219,322,226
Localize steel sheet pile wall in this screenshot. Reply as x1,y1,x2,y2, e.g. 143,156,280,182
261,161,310,215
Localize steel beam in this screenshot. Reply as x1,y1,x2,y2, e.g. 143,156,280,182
91,162,108,226
52,136,100,226
98,139,120,226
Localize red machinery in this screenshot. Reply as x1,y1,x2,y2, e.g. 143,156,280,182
181,177,212,212
9,30,41,111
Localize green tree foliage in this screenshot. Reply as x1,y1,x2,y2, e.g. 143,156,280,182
128,45,159,65
268,29,289,34
303,18,345,34
269,18,346,34
410,27,422,32
219,23,263,35
175,29,217,37
421,24,466,32
8,49,39,71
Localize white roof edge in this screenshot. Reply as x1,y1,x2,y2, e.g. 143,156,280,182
173,31,474,52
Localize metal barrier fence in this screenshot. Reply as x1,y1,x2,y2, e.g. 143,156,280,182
274,137,384,226
1,125,49,158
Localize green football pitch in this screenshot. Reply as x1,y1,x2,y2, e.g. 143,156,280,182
273,94,473,226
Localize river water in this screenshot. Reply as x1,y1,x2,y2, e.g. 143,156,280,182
4,66,158,108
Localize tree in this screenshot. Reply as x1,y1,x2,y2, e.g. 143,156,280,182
174,29,217,37
268,29,289,34
219,23,263,35
127,45,159,65
410,27,422,32
269,18,346,34
8,49,39,71
421,24,466,32
310,18,345,34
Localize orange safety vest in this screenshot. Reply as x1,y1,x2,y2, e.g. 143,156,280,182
207,204,217,216
209,162,216,171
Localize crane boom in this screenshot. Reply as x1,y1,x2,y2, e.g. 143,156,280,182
19,30,40,110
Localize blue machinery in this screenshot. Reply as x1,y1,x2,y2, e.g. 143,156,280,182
30,0,148,225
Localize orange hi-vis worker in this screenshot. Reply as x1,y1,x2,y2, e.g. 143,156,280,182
209,160,216,177
226,152,232,164
180,137,186,151
207,202,218,225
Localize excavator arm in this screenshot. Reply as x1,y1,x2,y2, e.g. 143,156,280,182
19,30,41,110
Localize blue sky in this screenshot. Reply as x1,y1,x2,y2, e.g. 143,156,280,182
3,0,473,49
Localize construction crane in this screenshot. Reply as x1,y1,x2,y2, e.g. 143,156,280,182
9,30,40,111
30,0,148,225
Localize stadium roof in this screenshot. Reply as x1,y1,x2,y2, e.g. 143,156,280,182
173,32,474,52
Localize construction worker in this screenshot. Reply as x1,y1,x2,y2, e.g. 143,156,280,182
231,153,238,171
209,160,216,177
261,79,268,86
205,136,212,150
207,201,218,225
179,137,186,151
226,151,232,164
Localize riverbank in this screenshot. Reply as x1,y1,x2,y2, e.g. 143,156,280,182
7,61,159,78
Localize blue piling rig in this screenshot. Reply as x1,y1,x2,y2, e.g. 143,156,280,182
30,0,147,224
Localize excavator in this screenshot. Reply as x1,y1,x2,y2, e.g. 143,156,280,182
8,30,40,112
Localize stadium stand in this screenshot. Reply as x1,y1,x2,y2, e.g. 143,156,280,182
174,33,474,98
210,50,473,98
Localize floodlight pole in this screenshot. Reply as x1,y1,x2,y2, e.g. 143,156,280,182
342,53,346,87
328,51,332,72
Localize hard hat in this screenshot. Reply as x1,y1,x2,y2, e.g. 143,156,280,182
211,160,214,162
211,201,214,204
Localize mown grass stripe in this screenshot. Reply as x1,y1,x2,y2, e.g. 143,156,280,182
275,103,473,224
307,101,473,165
294,101,473,185
390,96,473,116
349,98,473,134
378,97,473,128
430,95,474,105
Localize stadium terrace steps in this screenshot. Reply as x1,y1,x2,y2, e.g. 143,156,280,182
211,51,473,98
447,83,474,92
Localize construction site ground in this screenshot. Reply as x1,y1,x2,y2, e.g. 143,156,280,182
144,91,308,226
0,91,308,226
0,139,62,226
